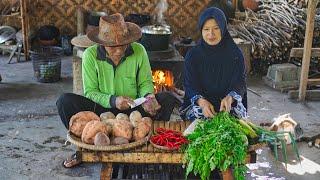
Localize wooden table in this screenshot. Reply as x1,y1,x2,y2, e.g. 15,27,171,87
75,121,257,180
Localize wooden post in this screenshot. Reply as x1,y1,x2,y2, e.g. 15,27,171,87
232,0,238,11
77,6,85,35
298,0,319,101
20,0,29,61
100,163,113,180
72,47,83,95
221,168,234,180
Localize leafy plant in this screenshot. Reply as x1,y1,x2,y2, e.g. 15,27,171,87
183,113,301,180
184,112,248,180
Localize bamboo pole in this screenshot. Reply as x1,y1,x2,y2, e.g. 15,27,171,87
298,0,319,101
20,0,29,61
76,6,85,35
232,0,238,11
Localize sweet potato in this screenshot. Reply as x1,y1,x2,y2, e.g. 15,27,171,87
100,112,115,121
116,113,129,121
69,111,100,137
129,111,142,127
141,117,152,129
111,137,129,145
94,132,110,146
112,120,133,140
133,121,151,141
82,121,111,144
101,118,118,127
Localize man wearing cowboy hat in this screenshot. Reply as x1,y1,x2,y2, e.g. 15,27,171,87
56,13,176,168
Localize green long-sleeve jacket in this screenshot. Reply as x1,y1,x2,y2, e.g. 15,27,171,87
82,42,154,108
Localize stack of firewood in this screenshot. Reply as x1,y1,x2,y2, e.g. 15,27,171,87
229,0,320,74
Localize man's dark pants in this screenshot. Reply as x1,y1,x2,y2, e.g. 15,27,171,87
56,92,176,129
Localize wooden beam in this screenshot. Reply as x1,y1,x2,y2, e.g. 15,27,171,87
308,78,320,86
290,48,320,58
82,152,184,164
298,0,318,101
289,90,320,100
82,151,253,164
20,0,29,61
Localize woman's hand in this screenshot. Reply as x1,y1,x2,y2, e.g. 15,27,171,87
197,98,215,118
220,95,234,112
115,96,134,110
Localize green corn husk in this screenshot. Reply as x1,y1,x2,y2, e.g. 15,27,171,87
184,112,248,180
238,119,258,138
246,121,301,167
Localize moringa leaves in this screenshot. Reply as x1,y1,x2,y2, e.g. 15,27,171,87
184,112,248,180
183,112,300,180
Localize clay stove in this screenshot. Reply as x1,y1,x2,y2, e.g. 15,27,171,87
147,45,184,93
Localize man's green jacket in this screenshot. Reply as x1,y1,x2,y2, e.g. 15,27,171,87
82,42,154,108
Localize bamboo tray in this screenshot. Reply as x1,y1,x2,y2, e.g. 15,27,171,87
67,130,152,151
149,140,180,151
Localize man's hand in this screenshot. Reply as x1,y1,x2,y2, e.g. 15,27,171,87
142,94,161,116
197,98,215,118
220,95,234,113
145,93,156,99
115,96,134,110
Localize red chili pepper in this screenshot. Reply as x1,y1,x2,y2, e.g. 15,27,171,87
151,128,188,149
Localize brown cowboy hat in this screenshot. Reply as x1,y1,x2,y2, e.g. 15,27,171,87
87,13,142,47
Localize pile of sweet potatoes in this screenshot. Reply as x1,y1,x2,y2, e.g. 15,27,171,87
69,111,152,146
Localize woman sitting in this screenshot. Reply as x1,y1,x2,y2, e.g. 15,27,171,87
180,7,247,121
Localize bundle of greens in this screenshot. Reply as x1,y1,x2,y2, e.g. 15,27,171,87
183,112,301,180
184,112,248,180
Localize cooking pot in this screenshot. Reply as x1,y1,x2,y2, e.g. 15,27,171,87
125,14,151,27
140,25,172,51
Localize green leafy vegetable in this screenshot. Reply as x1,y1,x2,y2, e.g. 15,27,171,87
184,112,248,180
183,112,301,180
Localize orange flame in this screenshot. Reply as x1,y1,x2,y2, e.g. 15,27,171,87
152,70,174,93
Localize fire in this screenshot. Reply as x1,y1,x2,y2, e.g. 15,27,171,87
152,70,174,93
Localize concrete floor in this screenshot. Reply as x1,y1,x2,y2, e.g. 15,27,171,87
0,55,319,180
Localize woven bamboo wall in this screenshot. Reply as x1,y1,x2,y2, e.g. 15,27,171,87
0,0,21,28
27,0,211,39
0,15,21,28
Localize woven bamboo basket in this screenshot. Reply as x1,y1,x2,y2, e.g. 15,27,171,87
67,129,152,151
149,140,180,151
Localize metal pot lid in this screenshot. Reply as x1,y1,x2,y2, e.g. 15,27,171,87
0,26,16,44
141,25,171,35
89,11,107,17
